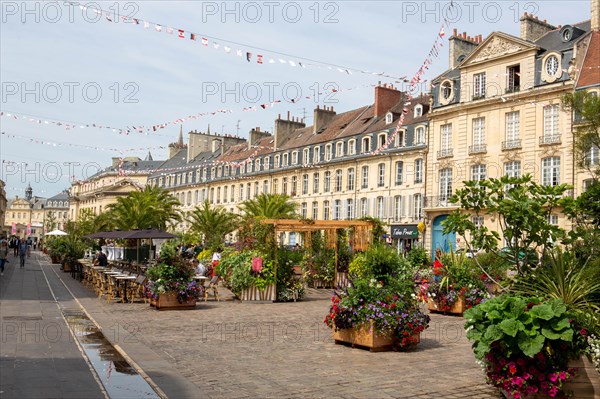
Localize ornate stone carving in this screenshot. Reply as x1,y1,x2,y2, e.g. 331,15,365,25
471,37,527,63
502,151,521,162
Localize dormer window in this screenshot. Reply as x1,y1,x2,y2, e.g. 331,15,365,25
291,151,298,165
385,112,393,124
348,139,356,155
378,133,387,148
414,105,423,118
303,148,310,164
325,144,332,161
361,137,371,153
336,141,344,157
283,153,289,166
542,53,562,83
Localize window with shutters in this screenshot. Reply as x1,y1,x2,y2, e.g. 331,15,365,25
378,163,385,187
312,202,319,219
333,200,341,220
413,194,423,220
347,168,355,191
394,196,402,221
291,176,297,195
282,178,288,195
346,199,354,220
376,197,385,219
263,180,269,194
273,179,278,194
360,198,368,217
223,187,228,203
335,169,343,192
239,184,244,200
301,203,307,218
415,159,423,183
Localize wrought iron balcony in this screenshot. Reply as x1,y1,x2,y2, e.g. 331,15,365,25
437,148,453,159
539,135,561,145
469,144,487,154
424,196,457,208
502,139,522,150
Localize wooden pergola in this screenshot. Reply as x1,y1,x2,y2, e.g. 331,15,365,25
260,219,376,289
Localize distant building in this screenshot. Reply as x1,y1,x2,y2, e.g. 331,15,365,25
45,191,70,231
3,184,47,241
0,180,7,236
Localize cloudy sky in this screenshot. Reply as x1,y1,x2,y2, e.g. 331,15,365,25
0,0,592,198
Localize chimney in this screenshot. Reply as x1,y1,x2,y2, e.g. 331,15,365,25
249,127,271,149
313,105,336,134
274,112,305,149
592,0,600,31
374,83,403,119
520,12,556,42
112,157,120,167
449,29,480,68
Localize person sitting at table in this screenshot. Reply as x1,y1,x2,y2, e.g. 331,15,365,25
192,258,206,276
93,251,108,267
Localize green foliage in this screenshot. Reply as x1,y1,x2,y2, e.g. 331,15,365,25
407,246,429,269
348,252,368,280
473,252,511,284
358,216,385,244
350,244,414,283
444,175,571,275
158,240,178,265
562,91,600,176
302,247,335,284
187,200,238,250
238,193,298,219
48,235,86,266
439,249,485,292
218,250,275,295
464,296,576,359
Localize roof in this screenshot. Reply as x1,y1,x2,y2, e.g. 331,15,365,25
576,30,600,88
218,136,274,163
86,159,165,180
148,148,220,177
47,191,69,201
535,21,591,54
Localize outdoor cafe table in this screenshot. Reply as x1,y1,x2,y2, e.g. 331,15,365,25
115,275,137,302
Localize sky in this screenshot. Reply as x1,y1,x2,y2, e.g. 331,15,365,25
0,0,592,198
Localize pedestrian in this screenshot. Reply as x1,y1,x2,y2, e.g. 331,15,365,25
211,247,222,278
18,239,29,268
26,237,32,257
0,239,9,276
11,236,19,257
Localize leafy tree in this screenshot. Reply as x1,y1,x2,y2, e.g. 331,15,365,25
187,200,238,250
44,211,57,233
443,175,572,277
105,186,181,230
562,91,600,178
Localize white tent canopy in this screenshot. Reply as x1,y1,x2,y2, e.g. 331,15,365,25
45,229,67,236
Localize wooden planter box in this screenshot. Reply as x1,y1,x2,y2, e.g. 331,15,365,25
62,262,72,272
427,296,466,315
335,271,349,288
149,292,197,310
50,255,60,264
240,284,276,302
332,322,421,352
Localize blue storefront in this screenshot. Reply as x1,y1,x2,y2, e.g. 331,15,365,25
431,215,455,258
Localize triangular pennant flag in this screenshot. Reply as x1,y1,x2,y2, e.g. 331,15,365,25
268,58,275,64
439,26,445,37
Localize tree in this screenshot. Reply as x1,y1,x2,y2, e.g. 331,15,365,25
443,175,572,277
562,91,600,178
106,186,181,230
44,211,57,233
187,200,238,250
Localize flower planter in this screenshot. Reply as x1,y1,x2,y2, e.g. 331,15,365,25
427,296,465,315
332,322,420,352
62,262,72,272
149,292,197,310
334,271,349,288
240,284,276,302
310,278,333,289
563,355,600,399
50,255,60,264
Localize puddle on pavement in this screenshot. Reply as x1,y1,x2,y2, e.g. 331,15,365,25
64,313,161,399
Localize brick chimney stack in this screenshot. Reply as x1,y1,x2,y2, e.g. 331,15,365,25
374,83,403,119
249,127,271,149
592,0,600,31
274,111,305,149
313,105,336,134
520,12,556,42
449,29,480,69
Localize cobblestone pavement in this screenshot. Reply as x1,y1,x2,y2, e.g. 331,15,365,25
49,257,502,399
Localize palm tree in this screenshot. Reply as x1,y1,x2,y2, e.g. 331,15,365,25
187,200,238,250
106,186,181,230
238,193,298,219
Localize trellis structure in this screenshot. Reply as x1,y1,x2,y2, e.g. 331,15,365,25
260,219,375,290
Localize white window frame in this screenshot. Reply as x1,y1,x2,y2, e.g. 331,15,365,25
542,157,560,186
361,166,369,189
415,159,423,184
473,72,486,98
347,168,355,191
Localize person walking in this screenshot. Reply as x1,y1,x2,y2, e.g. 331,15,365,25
18,239,29,268
11,236,19,257
0,239,9,276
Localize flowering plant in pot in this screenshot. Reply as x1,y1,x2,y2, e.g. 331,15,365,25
464,295,589,398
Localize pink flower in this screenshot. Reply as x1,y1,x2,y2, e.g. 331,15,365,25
523,372,531,380
580,328,587,336
558,371,567,381
548,373,558,382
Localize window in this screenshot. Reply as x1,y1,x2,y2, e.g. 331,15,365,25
542,157,560,186
282,177,288,195
378,163,385,187
273,179,278,194
585,146,599,166
473,72,486,99
545,55,559,76
323,201,330,220
396,130,405,147
283,153,289,166
548,214,559,226
346,199,354,219
247,183,251,199
324,171,331,192
291,176,297,195
264,157,270,170
313,146,321,163
378,133,387,148
504,161,521,178
313,172,320,193
333,200,342,220
274,155,280,168
216,188,221,203
415,159,423,183
376,197,385,219
336,142,344,157
471,164,487,182
505,111,520,145
335,169,343,192
394,196,402,221
395,161,403,185
415,126,425,145
254,182,259,197
507,65,520,92
441,80,453,100
361,166,369,189
303,148,310,165
385,112,394,124
414,104,423,118
413,194,423,220
439,168,453,202
210,188,215,203
239,184,244,200
263,180,269,194
360,198,368,217
347,168,355,191
472,216,484,228
291,151,298,165
230,185,235,202
325,144,332,161
543,104,560,139
302,174,309,194
472,117,485,151
361,137,371,153
312,202,319,219
348,139,356,155
440,123,452,155
301,202,307,218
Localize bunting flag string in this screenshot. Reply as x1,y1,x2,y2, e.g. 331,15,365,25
67,1,406,81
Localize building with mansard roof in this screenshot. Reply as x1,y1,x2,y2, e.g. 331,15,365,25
425,0,600,255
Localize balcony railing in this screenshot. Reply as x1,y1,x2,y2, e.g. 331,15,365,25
437,148,453,159
502,139,522,150
469,144,487,154
539,135,561,145
424,196,457,208
505,86,520,94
